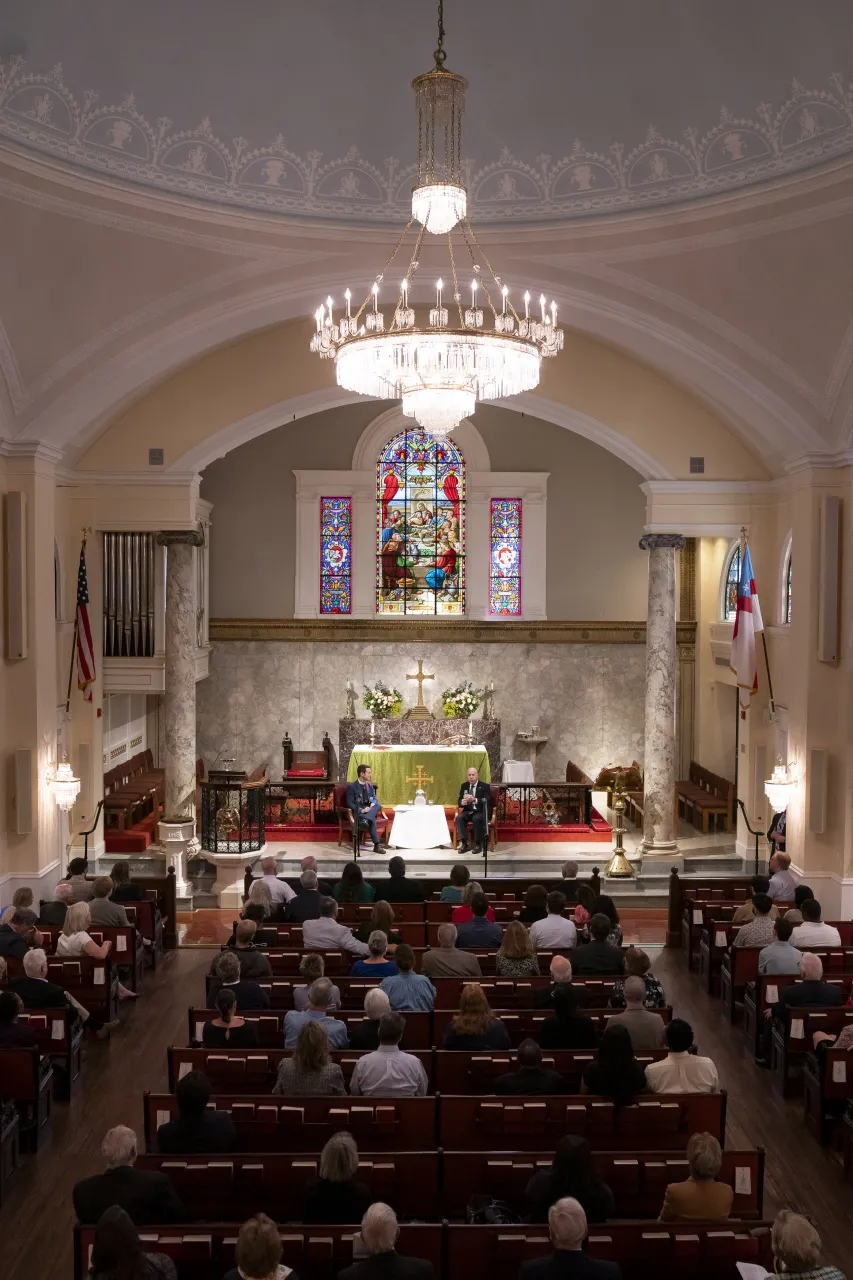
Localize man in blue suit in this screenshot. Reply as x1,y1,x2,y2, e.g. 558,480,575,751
345,764,383,853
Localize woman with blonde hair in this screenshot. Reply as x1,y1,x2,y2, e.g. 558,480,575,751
355,899,403,948
57,901,136,999
294,953,341,1011
273,1019,346,1096
0,886,35,926
443,982,511,1050
302,1131,373,1224
451,880,496,925
242,879,273,920
496,921,539,977
221,1214,296,1280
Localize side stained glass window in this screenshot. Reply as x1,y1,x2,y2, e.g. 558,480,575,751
376,427,465,615
490,498,522,615
784,551,792,624
724,544,741,621
320,497,352,614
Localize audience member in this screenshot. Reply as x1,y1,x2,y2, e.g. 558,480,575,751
73,1126,185,1225
89,877,130,928
333,862,376,904
493,1038,568,1096
439,864,470,903
0,910,41,959
770,1209,845,1280
659,1131,733,1222
287,869,324,923
348,988,392,1051
284,977,349,1049
350,1012,428,1097
380,944,436,1011
572,882,597,926
533,955,591,1010
222,1213,299,1280
758,916,802,975
813,1019,853,1054
274,1019,347,1095
301,855,333,896
214,919,273,981
294,954,342,1010
519,1197,621,1280
303,1133,373,1225
529,892,578,951
354,900,403,948
443,983,512,1050
110,861,145,903
645,1018,719,1094
791,899,842,947
536,986,597,1050
773,953,843,1014
243,879,275,921
11,947,116,1038
572,914,625,975
732,893,777,948
731,875,778,925
339,1203,434,1280
496,920,540,976
0,886,35,925
556,860,580,903
303,899,370,957
377,856,425,903
202,988,260,1048
88,1205,177,1280
455,893,503,949
258,855,296,907
451,880,496,924
782,884,815,926
581,1024,647,1105
768,852,796,902
525,1137,615,1225
38,880,73,926
67,857,95,904
156,1069,236,1152
0,990,38,1046
58,902,136,1000
607,948,665,1009
420,923,482,979
350,930,398,978
605,975,666,1049
208,950,270,1010
593,895,623,947
517,884,548,924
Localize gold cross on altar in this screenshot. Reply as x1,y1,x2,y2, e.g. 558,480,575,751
406,764,435,788
406,659,435,709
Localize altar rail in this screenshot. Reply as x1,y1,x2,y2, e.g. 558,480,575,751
200,780,266,855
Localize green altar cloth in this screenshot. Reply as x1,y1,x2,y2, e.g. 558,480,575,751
346,744,490,806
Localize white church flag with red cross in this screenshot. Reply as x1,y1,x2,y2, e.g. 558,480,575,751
730,542,763,714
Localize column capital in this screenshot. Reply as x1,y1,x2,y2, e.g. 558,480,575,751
639,533,685,551
156,528,204,548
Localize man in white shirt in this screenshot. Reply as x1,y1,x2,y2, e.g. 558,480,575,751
767,852,796,902
302,897,369,957
529,892,577,951
348,1012,428,1097
645,1018,719,1094
791,898,842,948
259,856,295,906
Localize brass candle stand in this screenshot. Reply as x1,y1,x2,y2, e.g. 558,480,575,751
604,768,635,879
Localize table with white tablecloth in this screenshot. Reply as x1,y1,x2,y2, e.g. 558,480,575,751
388,804,452,850
501,759,535,784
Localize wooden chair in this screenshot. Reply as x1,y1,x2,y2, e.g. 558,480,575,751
334,783,390,853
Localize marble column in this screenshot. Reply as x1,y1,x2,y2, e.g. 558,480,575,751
156,530,204,886
639,533,685,856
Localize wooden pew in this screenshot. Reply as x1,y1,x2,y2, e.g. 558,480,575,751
676,761,734,834
75,1223,443,1280
681,901,739,970
770,1006,853,1095
136,1150,440,1219
143,1093,436,1153
0,1099,20,1207
38,924,144,991
742,973,853,1058
445,1220,772,1280
219,946,576,977
335,903,428,924
441,1148,765,1219
803,1046,853,1145
246,870,603,904
432,1006,671,1048
0,1048,53,1151
45,955,120,1022
697,923,742,994
666,870,754,948
437,1092,726,1151
188,1007,432,1050
18,1008,84,1099
166,1046,433,1093
433,1049,667,1094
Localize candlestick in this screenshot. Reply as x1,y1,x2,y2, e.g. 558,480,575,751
436,278,443,308
524,291,530,319
370,718,375,746
326,296,333,325
345,288,351,318
501,285,508,315
372,283,379,312
471,279,478,307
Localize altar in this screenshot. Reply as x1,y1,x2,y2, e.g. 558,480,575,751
346,744,491,806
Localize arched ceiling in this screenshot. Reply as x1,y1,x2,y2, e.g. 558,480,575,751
1,0,853,223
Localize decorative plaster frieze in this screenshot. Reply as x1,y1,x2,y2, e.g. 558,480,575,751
210,617,697,646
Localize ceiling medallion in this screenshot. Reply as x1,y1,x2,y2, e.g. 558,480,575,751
310,0,563,439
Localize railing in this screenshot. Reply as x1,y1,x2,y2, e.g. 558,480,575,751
200,780,266,854
495,781,593,827
265,782,337,827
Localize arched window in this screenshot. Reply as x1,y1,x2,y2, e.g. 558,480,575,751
376,427,465,615
783,547,792,625
722,543,741,621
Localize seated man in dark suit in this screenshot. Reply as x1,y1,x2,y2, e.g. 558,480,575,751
0,991,38,1047
339,1202,434,1280
555,860,580,904
536,987,597,1050
456,767,492,855
287,868,324,922
377,856,425,903
10,946,116,1037
456,893,503,949
773,951,843,1014
571,914,625,975
346,764,383,853
493,1038,570,1096
0,911,41,959
533,956,591,1010
520,1197,620,1280
301,855,333,896
38,881,73,926
73,1125,185,1225
156,1069,236,1153
207,950,270,1010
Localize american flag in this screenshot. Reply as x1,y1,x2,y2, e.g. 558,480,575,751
76,542,95,702
730,541,763,715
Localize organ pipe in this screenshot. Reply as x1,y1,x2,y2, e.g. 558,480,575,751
102,532,156,657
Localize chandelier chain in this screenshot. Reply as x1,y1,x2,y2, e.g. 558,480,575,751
457,219,498,319
434,0,446,68
463,217,524,326
447,231,465,327
352,215,417,324
391,218,429,325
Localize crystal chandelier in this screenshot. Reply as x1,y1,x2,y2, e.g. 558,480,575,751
49,758,81,812
310,1,563,439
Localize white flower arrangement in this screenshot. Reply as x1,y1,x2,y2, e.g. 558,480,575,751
442,681,482,719
362,681,403,719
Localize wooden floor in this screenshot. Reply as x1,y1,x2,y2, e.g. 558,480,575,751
1,940,850,1279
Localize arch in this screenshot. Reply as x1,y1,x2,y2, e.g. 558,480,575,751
779,530,793,626
351,406,490,473
721,539,741,622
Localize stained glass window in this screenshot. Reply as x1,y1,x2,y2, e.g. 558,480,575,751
723,544,741,621
320,497,352,614
490,498,522,615
376,427,465,615
784,550,792,624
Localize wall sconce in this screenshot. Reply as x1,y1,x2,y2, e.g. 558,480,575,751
764,758,797,813
48,758,81,812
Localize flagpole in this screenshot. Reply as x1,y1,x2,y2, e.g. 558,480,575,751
65,530,88,714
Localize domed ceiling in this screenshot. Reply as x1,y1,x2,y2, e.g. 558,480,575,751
2,0,853,224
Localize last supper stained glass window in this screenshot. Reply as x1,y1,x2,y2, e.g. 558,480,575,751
490,498,522,615
320,496,352,614
376,427,465,615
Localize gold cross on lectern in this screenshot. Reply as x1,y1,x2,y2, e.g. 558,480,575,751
406,764,435,788
406,658,434,708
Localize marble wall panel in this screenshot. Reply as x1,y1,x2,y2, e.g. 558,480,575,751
197,641,646,783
